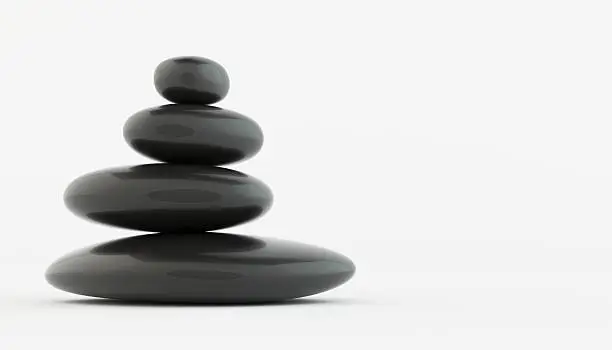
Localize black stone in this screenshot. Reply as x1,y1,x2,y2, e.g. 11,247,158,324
64,164,272,232
124,105,263,166
46,233,356,303
154,56,230,105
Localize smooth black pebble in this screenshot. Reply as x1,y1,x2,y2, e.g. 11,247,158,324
155,56,230,105
64,164,272,232
46,233,355,303
124,105,263,166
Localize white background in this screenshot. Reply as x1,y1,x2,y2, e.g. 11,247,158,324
1,0,612,348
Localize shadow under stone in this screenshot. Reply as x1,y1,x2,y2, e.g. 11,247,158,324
55,297,354,308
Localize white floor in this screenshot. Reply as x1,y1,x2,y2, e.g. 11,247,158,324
2,237,610,348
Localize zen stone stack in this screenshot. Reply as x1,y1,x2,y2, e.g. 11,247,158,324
46,56,356,303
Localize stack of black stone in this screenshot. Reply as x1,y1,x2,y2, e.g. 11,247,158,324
46,56,355,303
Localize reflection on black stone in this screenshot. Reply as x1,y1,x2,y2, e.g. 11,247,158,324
130,140,249,166
93,233,266,258
167,270,243,280
111,164,249,181
161,88,219,107
90,233,316,265
150,104,231,118
87,206,266,232
147,189,221,203
155,124,195,137
174,56,213,65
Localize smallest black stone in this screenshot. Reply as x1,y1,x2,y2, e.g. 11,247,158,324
154,56,230,105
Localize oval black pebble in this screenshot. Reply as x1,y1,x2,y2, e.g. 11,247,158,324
155,56,230,105
64,164,273,232
46,233,355,303
124,105,263,166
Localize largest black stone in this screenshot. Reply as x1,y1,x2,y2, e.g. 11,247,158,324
46,233,356,303
64,164,272,232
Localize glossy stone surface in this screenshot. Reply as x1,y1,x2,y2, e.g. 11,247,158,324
155,56,229,105
124,105,263,166
64,164,272,232
46,233,355,303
